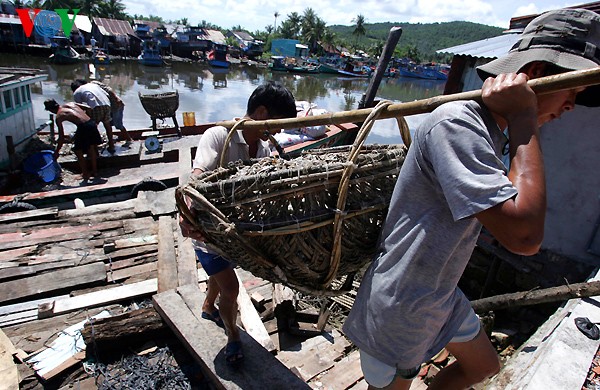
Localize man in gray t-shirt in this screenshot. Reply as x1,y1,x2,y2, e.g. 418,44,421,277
343,9,600,390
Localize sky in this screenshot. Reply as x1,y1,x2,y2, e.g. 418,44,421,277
121,0,584,32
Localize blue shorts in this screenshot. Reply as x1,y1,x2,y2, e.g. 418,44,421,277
111,108,125,130
360,308,481,388
194,250,233,275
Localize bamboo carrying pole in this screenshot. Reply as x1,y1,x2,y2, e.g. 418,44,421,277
215,67,600,132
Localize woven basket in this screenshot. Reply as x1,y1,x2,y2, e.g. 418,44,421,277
177,102,409,295
138,91,179,119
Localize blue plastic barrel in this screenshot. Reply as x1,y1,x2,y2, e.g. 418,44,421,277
23,150,61,183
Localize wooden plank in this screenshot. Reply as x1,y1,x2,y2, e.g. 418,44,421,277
276,329,350,382
0,328,19,390
38,279,158,318
178,146,192,185
113,235,158,249
157,216,178,292
176,233,198,287
0,207,58,223
134,188,177,216
0,261,76,281
0,246,37,262
153,289,310,390
107,261,157,282
0,295,69,316
0,263,107,304
310,350,363,389
235,270,275,352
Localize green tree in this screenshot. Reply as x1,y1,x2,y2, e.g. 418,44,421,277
352,14,366,46
97,0,127,19
279,12,301,39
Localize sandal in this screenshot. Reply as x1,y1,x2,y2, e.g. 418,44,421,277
201,309,225,328
225,340,244,366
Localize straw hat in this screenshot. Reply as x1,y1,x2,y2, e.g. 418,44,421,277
477,8,600,107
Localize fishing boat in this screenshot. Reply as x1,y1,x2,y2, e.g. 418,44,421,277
207,44,230,68
49,36,80,65
397,63,448,80
286,64,320,74
269,56,288,72
92,49,110,65
138,41,164,67
337,61,371,78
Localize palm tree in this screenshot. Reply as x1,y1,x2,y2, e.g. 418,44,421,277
352,14,366,46
273,11,279,33
280,12,301,39
97,0,127,19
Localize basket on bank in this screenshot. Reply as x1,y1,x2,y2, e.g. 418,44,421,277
138,91,179,119
177,141,407,295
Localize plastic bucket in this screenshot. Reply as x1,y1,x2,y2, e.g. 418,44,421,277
23,150,61,183
183,112,195,126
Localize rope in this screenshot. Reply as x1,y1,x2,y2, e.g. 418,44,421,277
219,118,248,168
324,100,393,288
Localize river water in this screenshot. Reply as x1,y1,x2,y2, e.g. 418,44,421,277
2,53,447,145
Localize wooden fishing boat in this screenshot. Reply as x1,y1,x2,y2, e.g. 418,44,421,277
92,49,110,65
207,44,230,68
49,37,80,65
139,41,164,67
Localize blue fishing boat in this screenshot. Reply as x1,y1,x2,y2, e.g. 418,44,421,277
207,44,230,68
139,41,163,67
269,56,288,72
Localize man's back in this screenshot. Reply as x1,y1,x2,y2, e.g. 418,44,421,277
57,102,91,125
73,83,110,108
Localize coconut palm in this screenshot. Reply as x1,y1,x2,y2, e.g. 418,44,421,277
352,14,366,46
279,12,301,39
97,0,127,19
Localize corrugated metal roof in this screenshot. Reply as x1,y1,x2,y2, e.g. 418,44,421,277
0,67,47,89
233,31,254,41
437,33,520,59
93,17,134,36
205,29,225,44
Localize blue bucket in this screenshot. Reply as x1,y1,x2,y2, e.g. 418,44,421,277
23,150,61,183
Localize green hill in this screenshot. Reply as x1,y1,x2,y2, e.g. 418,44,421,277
329,21,504,61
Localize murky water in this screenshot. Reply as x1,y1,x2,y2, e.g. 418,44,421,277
2,53,446,145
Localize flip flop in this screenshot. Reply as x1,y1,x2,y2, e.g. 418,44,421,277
201,309,225,328
225,340,244,366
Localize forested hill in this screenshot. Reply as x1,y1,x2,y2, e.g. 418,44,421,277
330,21,504,58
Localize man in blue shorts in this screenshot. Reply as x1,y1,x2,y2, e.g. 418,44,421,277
343,8,600,389
180,81,296,366
44,99,103,183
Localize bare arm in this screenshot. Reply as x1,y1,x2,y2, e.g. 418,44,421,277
475,73,546,255
54,117,66,159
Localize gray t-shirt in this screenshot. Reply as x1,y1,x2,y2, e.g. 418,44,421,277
343,100,517,369
192,125,271,253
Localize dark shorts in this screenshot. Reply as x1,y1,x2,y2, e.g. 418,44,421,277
194,250,233,275
73,120,102,152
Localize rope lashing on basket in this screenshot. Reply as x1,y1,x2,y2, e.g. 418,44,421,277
219,118,248,168
324,100,394,288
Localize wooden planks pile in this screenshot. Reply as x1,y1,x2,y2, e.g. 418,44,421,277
0,187,382,390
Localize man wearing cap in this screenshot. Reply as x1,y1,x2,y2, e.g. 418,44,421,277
343,8,600,390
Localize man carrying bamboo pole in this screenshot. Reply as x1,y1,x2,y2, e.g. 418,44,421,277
179,81,296,366
343,8,600,390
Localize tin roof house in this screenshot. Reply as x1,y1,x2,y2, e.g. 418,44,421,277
226,30,264,59
92,17,140,56
0,68,47,170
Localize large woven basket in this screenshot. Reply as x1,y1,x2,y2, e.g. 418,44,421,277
138,91,179,119
177,102,409,295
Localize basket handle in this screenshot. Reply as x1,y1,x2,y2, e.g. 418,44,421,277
325,100,394,288
219,118,248,168
176,184,280,272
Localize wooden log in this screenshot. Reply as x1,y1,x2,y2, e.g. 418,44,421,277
0,262,107,304
153,289,310,390
80,307,166,347
471,280,600,314
157,216,178,292
235,270,275,352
